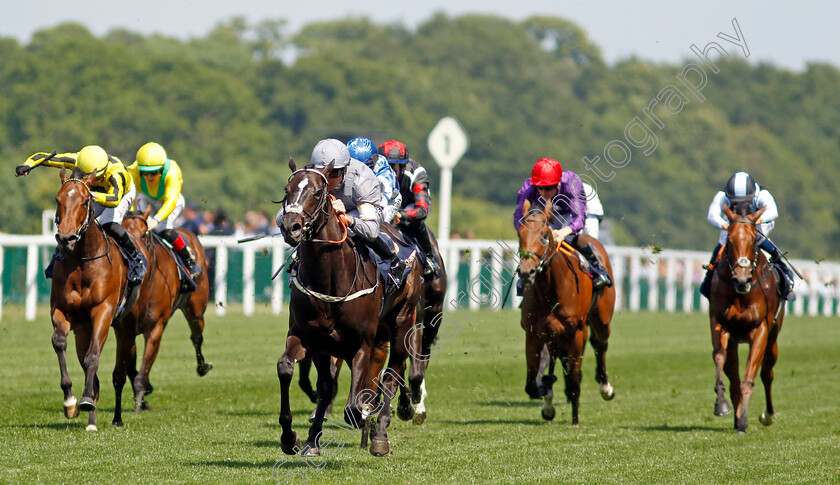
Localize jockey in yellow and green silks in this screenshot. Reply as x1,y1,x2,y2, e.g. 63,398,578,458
126,142,200,278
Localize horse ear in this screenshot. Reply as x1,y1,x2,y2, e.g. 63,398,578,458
83,171,98,187
324,159,335,174
142,205,152,219
522,199,531,214
288,158,297,172
751,206,766,223
59,166,68,184
722,203,736,222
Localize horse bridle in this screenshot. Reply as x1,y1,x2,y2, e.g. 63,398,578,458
58,178,112,262
519,217,558,276
722,218,773,290
282,168,333,243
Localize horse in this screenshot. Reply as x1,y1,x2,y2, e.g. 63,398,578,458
48,168,130,430
109,206,212,424
276,159,422,457
295,223,447,425
709,204,784,433
517,199,616,425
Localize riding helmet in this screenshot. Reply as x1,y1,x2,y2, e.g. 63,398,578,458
136,142,168,172
310,138,350,169
530,158,563,187
347,137,377,166
76,145,110,176
378,140,409,163
724,172,758,201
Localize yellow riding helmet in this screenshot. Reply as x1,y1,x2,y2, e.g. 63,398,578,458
136,142,167,172
76,145,110,176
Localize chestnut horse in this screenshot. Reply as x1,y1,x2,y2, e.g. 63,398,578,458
277,159,422,457
709,204,784,433
517,199,616,425
109,207,211,424
49,168,130,430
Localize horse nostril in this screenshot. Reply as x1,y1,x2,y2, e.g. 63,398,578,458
290,223,301,234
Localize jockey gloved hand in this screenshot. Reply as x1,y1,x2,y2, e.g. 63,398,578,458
720,222,730,230
330,196,346,215
552,227,573,241
15,164,31,177
146,217,160,232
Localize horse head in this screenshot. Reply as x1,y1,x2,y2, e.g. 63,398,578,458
722,204,765,294
517,199,555,289
279,158,333,247
123,205,153,238
54,168,98,254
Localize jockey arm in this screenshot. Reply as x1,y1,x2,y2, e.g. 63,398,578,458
16,152,78,175
153,170,183,222
755,190,778,223
348,202,380,241
400,165,431,223
707,191,729,229
91,166,130,207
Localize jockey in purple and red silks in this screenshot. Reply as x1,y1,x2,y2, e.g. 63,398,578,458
513,158,612,290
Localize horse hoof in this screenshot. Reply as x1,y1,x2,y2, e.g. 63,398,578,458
301,445,320,457
280,435,301,456
541,405,556,421
759,411,774,426
85,424,98,432
78,397,96,412
197,363,213,377
412,410,426,425
112,420,123,427
63,397,79,419
736,429,746,435
714,401,732,416
370,439,390,457
600,383,615,401
397,404,415,422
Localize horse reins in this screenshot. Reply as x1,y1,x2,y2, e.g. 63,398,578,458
722,219,771,288
61,178,112,263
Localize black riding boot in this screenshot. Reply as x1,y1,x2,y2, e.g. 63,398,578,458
699,243,722,299
369,234,406,293
103,222,146,285
413,224,441,277
761,241,796,301
577,242,613,289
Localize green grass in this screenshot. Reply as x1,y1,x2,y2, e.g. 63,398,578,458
1,304,839,484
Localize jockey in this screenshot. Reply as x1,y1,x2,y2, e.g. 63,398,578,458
582,182,604,239
279,138,405,292
15,145,146,284
378,139,441,277
126,142,201,278
700,171,795,300
346,137,402,224
513,158,613,289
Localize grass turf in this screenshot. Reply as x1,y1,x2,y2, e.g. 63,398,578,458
0,304,838,484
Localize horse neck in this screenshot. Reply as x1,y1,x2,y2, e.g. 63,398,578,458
299,214,356,292
74,217,109,261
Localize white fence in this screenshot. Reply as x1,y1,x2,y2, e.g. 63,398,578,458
2,235,839,321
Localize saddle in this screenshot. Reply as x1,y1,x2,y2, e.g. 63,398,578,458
363,231,417,297
151,232,198,294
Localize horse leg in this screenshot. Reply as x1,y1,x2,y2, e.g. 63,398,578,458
277,335,305,455
51,308,79,419
710,321,732,416
78,308,111,430
360,336,390,451
723,344,741,431
302,352,335,457
182,297,212,376
736,325,769,434
408,287,443,407
566,328,585,426
111,324,134,427
524,325,544,399
345,342,375,429
298,356,318,404
588,316,614,400
134,322,165,412
759,335,779,426
537,345,556,421
394,304,418,423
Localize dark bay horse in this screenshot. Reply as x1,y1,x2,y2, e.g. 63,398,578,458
517,199,616,425
296,224,446,425
709,204,784,433
49,168,129,430
110,207,211,424
277,159,422,457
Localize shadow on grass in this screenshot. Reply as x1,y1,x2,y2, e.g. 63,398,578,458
441,418,546,426
634,424,728,432
478,400,542,408
189,459,345,471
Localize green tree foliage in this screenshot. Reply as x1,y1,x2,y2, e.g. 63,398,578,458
0,16,838,261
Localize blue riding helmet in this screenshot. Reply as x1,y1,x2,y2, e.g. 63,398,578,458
347,137,377,166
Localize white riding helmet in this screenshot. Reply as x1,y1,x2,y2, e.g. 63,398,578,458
310,138,350,169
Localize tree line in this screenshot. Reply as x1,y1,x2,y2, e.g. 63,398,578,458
1,14,838,259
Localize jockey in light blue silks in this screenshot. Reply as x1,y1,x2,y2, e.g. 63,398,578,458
346,137,402,224
699,171,795,301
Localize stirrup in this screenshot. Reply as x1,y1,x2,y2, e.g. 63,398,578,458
186,261,202,278
423,256,440,277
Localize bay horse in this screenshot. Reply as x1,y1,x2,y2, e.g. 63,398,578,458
49,168,129,430
296,224,446,425
517,199,616,425
110,206,211,424
709,204,784,433
277,159,422,457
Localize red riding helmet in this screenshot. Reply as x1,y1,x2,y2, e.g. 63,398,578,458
378,140,409,163
530,158,562,187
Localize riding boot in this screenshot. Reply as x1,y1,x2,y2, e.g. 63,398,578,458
578,243,613,289
44,249,63,279
369,234,405,294
176,245,202,279
699,243,722,299
103,222,146,285
762,240,796,301
413,224,441,277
